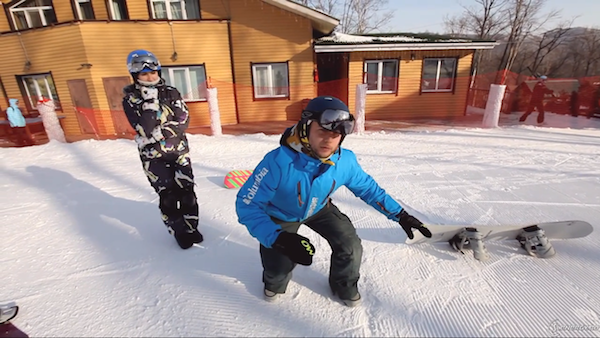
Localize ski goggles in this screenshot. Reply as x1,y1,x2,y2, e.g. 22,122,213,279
316,109,355,135
129,56,161,73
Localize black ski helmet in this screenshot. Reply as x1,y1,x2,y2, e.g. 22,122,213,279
300,96,355,140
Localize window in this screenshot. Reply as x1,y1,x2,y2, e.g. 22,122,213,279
363,60,398,93
107,0,128,20
10,0,57,30
150,0,200,20
19,73,61,109
251,63,289,99
74,0,95,20
421,58,457,92
163,66,207,101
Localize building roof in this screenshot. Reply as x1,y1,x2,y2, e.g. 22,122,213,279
314,32,499,52
261,0,339,35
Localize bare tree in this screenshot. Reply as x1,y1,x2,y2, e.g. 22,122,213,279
496,0,561,82
527,20,573,75
443,0,510,89
444,0,509,39
294,0,339,15
291,0,395,34
577,28,600,76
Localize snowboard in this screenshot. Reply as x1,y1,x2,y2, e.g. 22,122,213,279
406,220,593,261
0,304,27,338
224,169,253,189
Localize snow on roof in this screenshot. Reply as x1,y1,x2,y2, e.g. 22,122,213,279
317,31,471,44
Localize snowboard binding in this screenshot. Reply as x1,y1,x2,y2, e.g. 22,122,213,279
449,227,490,261
516,225,556,258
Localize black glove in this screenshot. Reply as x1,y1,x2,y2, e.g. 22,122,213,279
272,231,315,266
398,210,432,240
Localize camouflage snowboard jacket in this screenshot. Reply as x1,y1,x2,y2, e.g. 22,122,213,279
122,81,190,161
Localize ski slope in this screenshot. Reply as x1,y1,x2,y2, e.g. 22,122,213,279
1,113,600,337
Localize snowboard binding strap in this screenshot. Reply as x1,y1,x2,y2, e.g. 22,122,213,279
516,225,556,258
449,227,490,261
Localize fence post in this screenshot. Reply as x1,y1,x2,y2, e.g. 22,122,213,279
354,84,368,134
206,86,222,136
482,84,506,128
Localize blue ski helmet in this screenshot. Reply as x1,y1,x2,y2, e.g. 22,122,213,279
126,49,161,79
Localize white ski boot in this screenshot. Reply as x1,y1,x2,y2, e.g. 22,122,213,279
449,227,490,261
517,225,556,258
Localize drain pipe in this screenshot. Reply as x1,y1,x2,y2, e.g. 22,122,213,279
17,32,32,70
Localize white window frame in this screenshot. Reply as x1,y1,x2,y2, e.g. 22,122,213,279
107,0,127,20
74,0,94,20
421,58,457,93
162,66,207,102
363,59,398,94
20,74,60,109
150,0,190,19
251,63,290,99
9,0,54,29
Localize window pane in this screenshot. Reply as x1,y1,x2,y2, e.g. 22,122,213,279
78,0,94,19
14,12,28,29
171,69,190,98
254,66,270,97
382,61,397,92
111,0,125,20
45,9,57,24
36,77,51,99
189,67,206,100
152,1,167,19
24,78,38,104
365,62,379,91
28,10,43,28
19,0,52,8
422,59,439,91
437,59,456,90
185,0,200,19
170,1,183,19
271,64,288,96
45,76,60,104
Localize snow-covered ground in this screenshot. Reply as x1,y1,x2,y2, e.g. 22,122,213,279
1,113,600,337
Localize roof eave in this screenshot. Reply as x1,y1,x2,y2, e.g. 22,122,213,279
314,42,500,53
261,0,339,34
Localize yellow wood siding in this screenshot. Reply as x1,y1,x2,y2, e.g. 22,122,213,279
54,1,76,22
201,0,230,19
91,0,110,20
229,0,316,123
0,3,11,32
347,50,474,120
127,0,150,20
0,24,89,136
81,20,235,133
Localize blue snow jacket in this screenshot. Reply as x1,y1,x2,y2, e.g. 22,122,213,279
235,129,405,248
6,99,25,127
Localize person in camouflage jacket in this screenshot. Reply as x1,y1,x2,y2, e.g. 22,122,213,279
122,49,203,249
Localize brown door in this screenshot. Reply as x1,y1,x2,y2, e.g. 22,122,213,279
67,79,97,135
103,76,135,136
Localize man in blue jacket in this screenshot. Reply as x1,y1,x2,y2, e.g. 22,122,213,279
235,96,431,307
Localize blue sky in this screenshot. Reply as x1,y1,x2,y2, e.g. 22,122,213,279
387,0,599,33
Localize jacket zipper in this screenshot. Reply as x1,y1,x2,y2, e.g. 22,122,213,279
322,180,336,205
297,181,304,206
